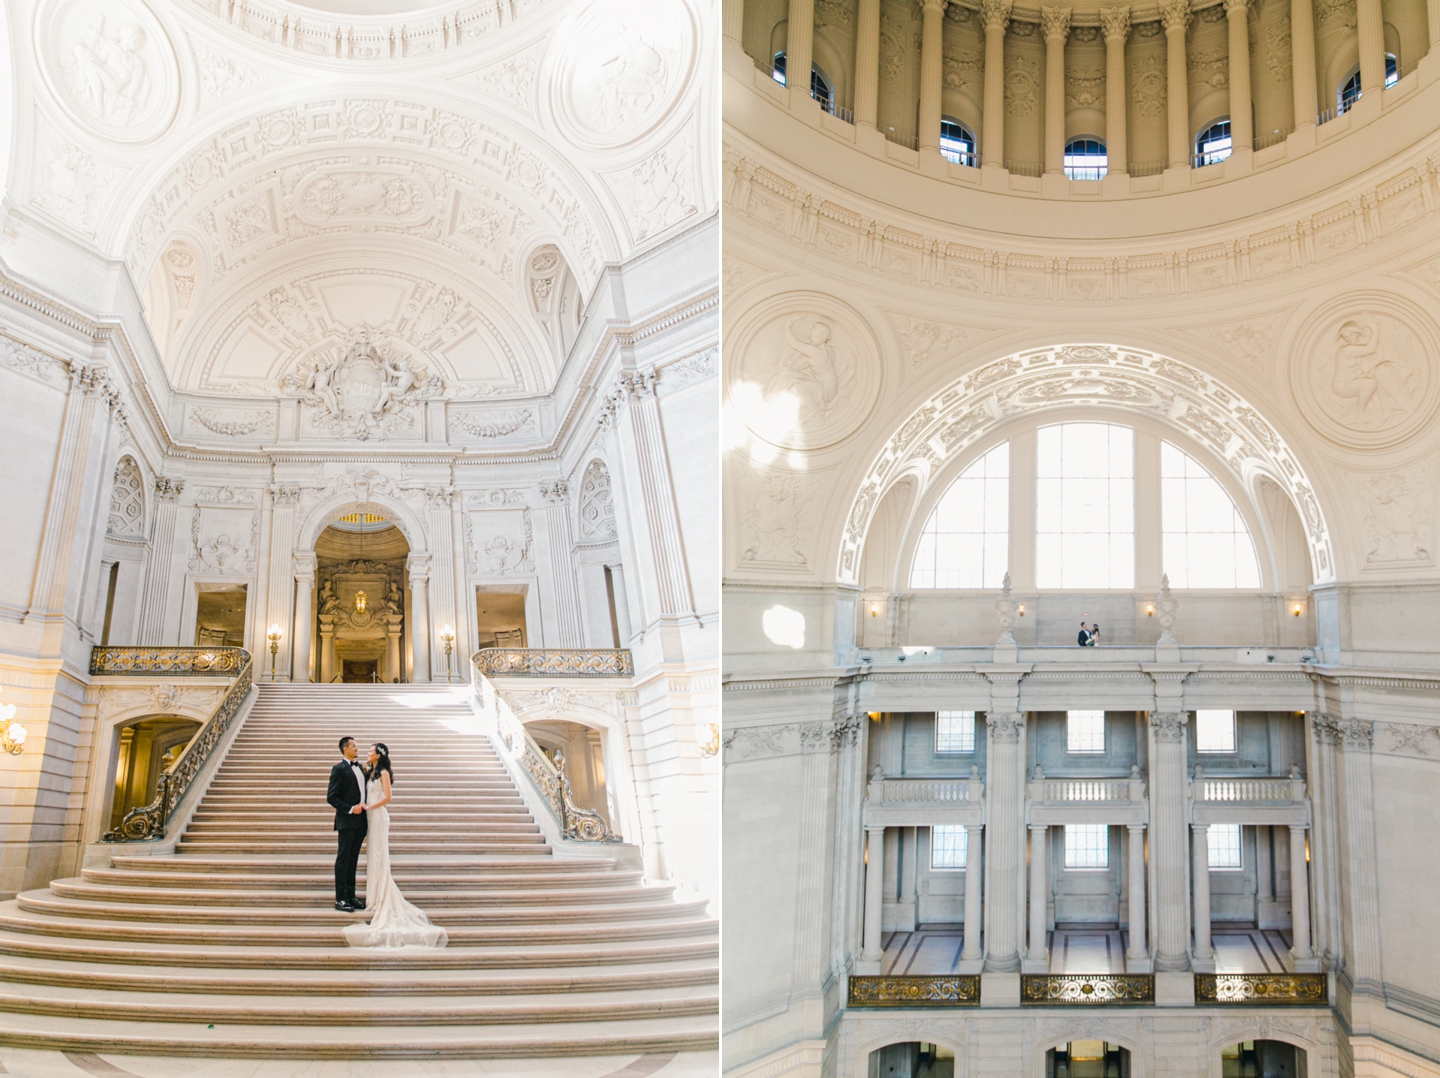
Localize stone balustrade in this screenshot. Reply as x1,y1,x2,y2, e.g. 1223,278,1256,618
472,648,634,678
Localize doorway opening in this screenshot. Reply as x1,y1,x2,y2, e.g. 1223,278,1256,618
476,587,528,649
866,1042,954,1078
528,719,613,830
194,584,247,647
313,517,409,683
1046,1042,1131,1078
110,716,202,831
1221,1041,1306,1078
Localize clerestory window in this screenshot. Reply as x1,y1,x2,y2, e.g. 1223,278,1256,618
1065,824,1109,869
1196,710,1237,754
911,442,1009,589
1036,423,1134,589
1195,119,1232,166
773,52,834,113
931,824,969,868
1208,823,1243,870
1161,443,1261,588
1339,55,1399,113
940,118,979,167
935,711,976,753
1063,137,1107,180
1066,710,1106,754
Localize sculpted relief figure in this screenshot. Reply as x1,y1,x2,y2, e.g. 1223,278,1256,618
1327,319,1420,429
768,320,846,426
69,17,150,123
593,33,668,130
319,580,341,616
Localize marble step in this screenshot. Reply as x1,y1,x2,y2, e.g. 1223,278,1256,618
47,880,679,909
86,871,639,893
173,842,552,856
182,820,543,835
109,855,613,875
0,1009,717,1058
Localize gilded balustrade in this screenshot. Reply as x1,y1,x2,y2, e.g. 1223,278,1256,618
1195,973,1328,1005
101,653,253,842
1020,974,1156,1005
473,648,633,678
848,975,981,1007
90,646,248,677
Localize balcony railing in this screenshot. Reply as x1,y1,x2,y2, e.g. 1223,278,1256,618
1199,776,1301,801
1021,974,1155,1005
1042,779,1134,801
102,652,253,842
90,646,248,677
848,975,980,1007
880,778,970,803
473,648,633,678
1195,973,1327,1005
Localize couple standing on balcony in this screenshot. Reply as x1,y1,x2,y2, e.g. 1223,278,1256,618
1077,621,1101,646
327,735,448,948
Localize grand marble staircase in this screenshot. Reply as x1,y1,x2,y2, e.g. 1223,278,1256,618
0,683,718,1058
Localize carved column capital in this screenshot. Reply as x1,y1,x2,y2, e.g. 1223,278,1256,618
1223,0,1248,13
1099,4,1132,39
293,551,317,579
1040,4,1072,38
1150,711,1187,742
987,711,1025,743
1312,714,1343,745
270,483,300,505
981,0,1013,30
1340,719,1374,753
539,480,570,504
1159,0,1191,31
923,0,949,12
154,477,186,502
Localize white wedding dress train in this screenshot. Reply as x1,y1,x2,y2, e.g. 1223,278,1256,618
342,793,447,949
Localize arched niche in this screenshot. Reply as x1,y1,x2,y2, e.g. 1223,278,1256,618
142,238,205,365
523,242,583,363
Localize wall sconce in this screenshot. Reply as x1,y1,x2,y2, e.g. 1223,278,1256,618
1292,603,1304,617
868,711,881,721
354,590,368,615
869,602,880,618
0,700,25,755
439,624,455,684
1145,604,1155,617
267,623,283,682
1017,604,1025,617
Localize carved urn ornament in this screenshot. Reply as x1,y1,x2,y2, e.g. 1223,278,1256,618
995,571,1019,644
1155,573,1179,643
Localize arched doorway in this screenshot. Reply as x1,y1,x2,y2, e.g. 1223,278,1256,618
528,719,613,830
1220,1040,1306,1078
865,1041,955,1078
310,514,411,683
110,717,202,831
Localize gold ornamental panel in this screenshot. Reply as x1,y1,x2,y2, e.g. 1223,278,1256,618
1020,974,1156,1005
90,647,249,676
474,648,634,678
1195,973,1328,1005
847,975,981,1007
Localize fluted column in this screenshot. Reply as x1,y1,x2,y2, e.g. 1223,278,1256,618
862,825,885,961
855,0,881,128
962,823,983,960
1149,712,1191,969
1357,0,1384,102
541,482,585,647
1041,6,1072,174
1127,823,1148,962
291,552,315,682
424,489,457,680
919,0,948,151
407,553,432,683
983,712,1025,970
981,0,1012,167
138,478,184,644
1338,719,1383,987
786,0,815,107
318,615,336,684
1027,824,1049,964
1431,0,1440,50
1290,0,1318,127
1225,0,1253,150
1289,824,1313,962
1101,7,1131,174
263,486,299,681
1160,0,1191,167
723,0,743,41
1192,822,1213,961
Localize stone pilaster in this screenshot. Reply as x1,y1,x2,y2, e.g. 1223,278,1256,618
262,485,299,680
1336,717,1383,992
138,477,185,645
424,488,458,679
1149,711,1191,970
983,711,1025,970
291,552,316,682
540,481,584,647
1127,823,1148,966
407,553,432,683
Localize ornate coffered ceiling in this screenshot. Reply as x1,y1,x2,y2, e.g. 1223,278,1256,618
10,0,714,399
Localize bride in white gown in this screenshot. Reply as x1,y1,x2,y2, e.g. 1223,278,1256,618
342,744,448,949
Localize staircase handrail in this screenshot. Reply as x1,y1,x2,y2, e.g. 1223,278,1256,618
90,646,249,677
471,656,620,843
102,653,254,842
474,647,634,678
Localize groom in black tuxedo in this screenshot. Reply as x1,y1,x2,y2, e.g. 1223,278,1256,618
327,736,368,912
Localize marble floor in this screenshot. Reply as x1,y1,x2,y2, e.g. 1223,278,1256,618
880,926,1294,975
0,1050,718,1078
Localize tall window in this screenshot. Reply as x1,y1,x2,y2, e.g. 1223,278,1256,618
911,442,1009,589
1195,119,1232,165
772,53,834,113
1063,137,1107,180
1065,824,1109,869
1196,710,1237,753
932,824,969,868
1161,443,1261,588
940,118,978,166
1036,424,1134,589
936,711,976,753
1067,710,1106,754
1208,823,1242,870
1339,55,1399,113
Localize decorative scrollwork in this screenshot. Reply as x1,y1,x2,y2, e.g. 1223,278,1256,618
555,753,620,843
1195,973,1328,1005
1020,974,1156,1005
473,648,634,677
848,975,981,1007
90,647,249,676
102,657,253,842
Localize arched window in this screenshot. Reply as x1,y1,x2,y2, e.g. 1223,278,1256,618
910,442,1009,589
1063,137,1107,180
1036,423,1134,589
1195,119,1232,166
1339,55,1399,113
1161,442,1261,588
772,52,834,113
940,118,978,167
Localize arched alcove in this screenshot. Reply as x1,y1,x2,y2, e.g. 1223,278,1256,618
863,1040,957,1078
110,716,202,832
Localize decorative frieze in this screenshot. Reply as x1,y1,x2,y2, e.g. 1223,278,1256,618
848,975,981,1007
1195,973,1328,1004
1021,974,1156,1004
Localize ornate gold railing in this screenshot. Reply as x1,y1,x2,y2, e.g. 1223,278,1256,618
848,975,981,1007
90,646,248,676
1195,973,1327,1005
474,648,634,678
1021,974,1156,1005
102,655,253,842
474,659,620,843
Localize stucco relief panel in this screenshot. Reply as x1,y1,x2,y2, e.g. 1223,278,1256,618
35,0,180,144
1289,295,1439,450
188,506,259,573
465,508,536,576
729,292,881,453
1339,463,1437,570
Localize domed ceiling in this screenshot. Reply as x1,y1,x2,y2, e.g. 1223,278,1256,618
10,0,714,405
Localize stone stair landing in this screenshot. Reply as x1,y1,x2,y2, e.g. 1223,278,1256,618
0,683,717,1059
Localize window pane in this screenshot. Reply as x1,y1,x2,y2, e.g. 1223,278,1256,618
1036,424,1134,588
1160,442,1261,588
936,711,976,753
1065,824,1109,869
1196,710,1237,753
910,443,1009,589
1208,824,1242,870
932,824,969,869
1067,710,1105,754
